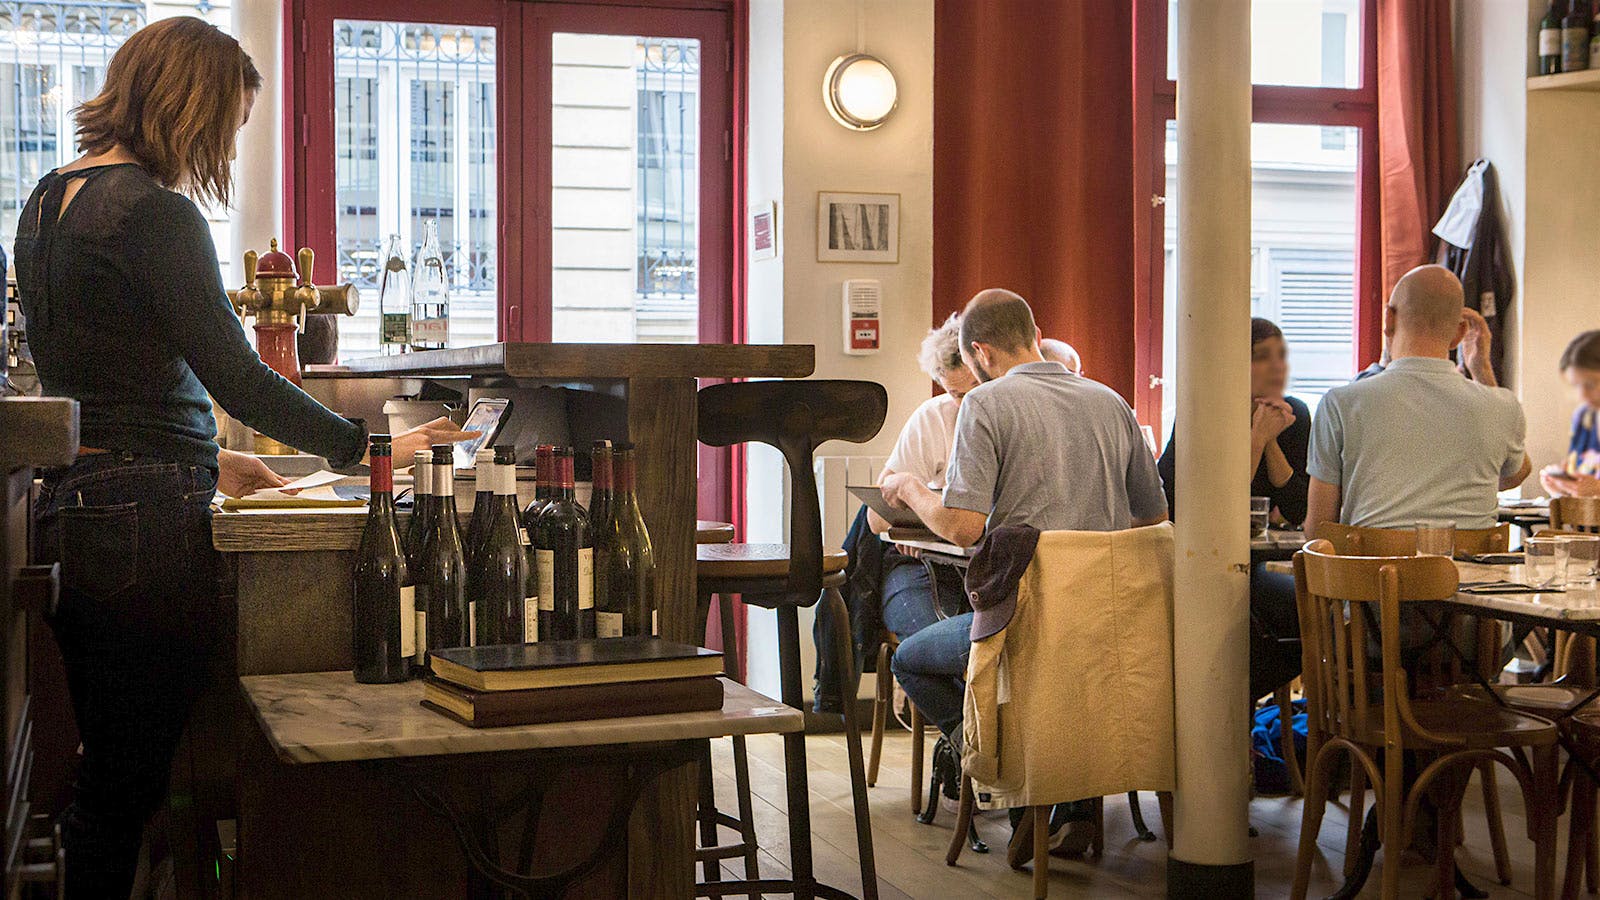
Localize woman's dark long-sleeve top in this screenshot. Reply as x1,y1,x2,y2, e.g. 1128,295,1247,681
1156,394,1312,528
13,164,366,470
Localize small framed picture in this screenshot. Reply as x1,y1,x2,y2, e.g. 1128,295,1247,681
750,202,777,261
817,191,899,263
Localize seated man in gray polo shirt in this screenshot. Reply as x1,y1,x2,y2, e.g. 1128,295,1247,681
1306,264,1529,537
881,288,1167,858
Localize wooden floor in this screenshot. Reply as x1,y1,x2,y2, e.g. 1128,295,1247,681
706,729,1564,898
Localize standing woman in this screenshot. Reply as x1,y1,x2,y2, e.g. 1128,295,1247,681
13,18,468,895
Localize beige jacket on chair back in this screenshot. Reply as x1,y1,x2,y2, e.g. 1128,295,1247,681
961,522,1176,810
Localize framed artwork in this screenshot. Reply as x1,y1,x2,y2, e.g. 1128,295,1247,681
816,191,899,263
751,202,778,261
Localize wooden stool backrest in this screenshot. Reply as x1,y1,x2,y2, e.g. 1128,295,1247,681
698,380,887,599
1294,540,1460,752
1311,521,1509,556
1550,497,1600,533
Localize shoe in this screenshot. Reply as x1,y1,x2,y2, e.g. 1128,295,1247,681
931,736,961,802
1048,820,1095,859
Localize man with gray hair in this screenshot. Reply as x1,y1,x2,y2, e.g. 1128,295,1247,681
1040,338,1082,376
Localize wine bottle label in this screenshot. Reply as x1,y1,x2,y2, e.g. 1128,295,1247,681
414,609,428,663
381,313,410,344
536,550,554,609
597,612,623,639
469,601,477,646
1541,28,1562,56
524,598,539,641
578,548,594,610
652,608,659,636
519,528,531,547
1563,28,1590,69
400,585,417,658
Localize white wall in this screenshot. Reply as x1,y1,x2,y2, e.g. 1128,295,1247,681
743,0,934,701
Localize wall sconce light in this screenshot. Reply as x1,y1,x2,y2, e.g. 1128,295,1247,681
823,53,898,131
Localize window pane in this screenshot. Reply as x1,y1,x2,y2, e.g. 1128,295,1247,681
0,3,145,258
1166,0,1362,89
333,20,498,360
551,34,701,343
1161,122,1359,432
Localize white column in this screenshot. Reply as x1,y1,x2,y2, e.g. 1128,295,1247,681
232,0,285,260
1169,0,1254,892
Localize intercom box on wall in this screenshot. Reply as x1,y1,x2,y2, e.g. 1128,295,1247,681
842,279,881,355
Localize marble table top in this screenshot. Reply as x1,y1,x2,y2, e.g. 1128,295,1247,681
1263,558,1600,627
240,672,803,764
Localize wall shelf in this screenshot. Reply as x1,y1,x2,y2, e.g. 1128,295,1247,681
1528,69,1600,92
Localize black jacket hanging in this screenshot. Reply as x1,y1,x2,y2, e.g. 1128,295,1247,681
1434,159,1513,385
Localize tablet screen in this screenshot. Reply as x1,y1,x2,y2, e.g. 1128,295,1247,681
454,399,510,470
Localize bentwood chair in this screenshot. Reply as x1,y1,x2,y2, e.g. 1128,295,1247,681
1290,541,1561,900
1311,521,1523,885
693,380,885,900
1542,498,1600,684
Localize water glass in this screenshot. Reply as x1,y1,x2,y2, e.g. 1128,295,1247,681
1563,534,1600,586
1414,522,1456,558
1526,536,1571,590
1250,497,1270,540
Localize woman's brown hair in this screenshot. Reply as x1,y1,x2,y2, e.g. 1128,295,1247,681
74,17,261,207
1561,330,1600,372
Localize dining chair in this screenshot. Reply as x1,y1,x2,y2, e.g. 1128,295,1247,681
1559,708,1600,898
1290,541,1560,900
693,379,884,900
1309,521,1522,883
865,634,939,822
1543,496,1600,685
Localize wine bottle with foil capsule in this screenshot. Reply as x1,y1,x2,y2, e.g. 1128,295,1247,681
535,448,594,640
472,446,532,645
352,435,412,682
417,445,469,658
598,442,656,637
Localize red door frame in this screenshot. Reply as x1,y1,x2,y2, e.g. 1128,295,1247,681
1131,0,1381,439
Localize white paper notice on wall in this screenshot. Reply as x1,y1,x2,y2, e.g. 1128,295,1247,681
842,279,882,355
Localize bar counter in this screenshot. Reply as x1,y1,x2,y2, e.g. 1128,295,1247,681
195,342,814,898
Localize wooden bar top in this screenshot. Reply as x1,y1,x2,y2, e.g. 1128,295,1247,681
341,342,815,380
240,673,802,763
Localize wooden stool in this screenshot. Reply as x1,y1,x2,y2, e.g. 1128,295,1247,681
692,379,886,900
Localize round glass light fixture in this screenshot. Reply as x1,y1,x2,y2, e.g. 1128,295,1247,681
823,53,898,131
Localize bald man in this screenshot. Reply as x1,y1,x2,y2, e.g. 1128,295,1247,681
1305,264,1531,534
1039,338,1082,376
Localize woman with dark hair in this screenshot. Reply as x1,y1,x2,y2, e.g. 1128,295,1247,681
1157,317,1310,700
13,18,470,895
1541,329,1600,498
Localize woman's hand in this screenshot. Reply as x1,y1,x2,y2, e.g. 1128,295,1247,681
216,449,290,498
1250,398,1295,443
1542,469,1600,498
390,417,481,466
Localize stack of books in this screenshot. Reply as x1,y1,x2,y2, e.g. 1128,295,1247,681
422,636,725,728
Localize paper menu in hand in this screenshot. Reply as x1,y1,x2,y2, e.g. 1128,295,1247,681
244,469,349,502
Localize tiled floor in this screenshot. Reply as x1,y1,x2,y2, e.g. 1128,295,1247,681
707,729,1558,898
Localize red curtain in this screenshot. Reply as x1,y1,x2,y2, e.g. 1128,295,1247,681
1376,0,1460,302
932,1,1137,401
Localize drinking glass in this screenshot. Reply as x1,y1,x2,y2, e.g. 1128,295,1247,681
1250,497,1270,540
1525,536,1571,590
1414,522,1456,558
1562,534,1600,587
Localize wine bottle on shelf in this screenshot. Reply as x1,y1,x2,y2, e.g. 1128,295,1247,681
376,233,412,355
409,219,450,351
471,446,532,646
590,441,614,537
595,442,656,638
534,448,594,641
463,447,497,570
1542,1,1565,74
417,444,469,659
352,435,412,683
1563,0,1591,71
522,444,555,525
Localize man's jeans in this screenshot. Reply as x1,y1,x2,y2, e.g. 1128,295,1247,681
890,611,973,738
34,452,221,899
881,555,964,642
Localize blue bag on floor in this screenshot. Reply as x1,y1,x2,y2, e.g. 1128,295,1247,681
1252,699,1308,795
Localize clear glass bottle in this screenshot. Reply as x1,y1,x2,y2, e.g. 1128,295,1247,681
409,219,450,351
377,233,412,355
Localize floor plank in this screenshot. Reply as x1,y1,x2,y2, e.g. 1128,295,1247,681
699,728,1569,898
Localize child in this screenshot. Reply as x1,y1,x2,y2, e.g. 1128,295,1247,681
1541,330,1600,498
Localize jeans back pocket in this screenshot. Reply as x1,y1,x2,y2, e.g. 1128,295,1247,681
57,501,139,601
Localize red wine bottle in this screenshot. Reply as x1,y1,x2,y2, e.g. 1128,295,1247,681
418,444,469,659
463,447,497,571
1543,1,1565,74
590,441,613,541
404,449,435,571
595,442,656,638
471,446,532,646
535,448,594,640
353,435,411,682
522,444,555,525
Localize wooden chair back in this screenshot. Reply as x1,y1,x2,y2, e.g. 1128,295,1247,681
698,380,888,600
1311,521,1509,556
1294,540,1461,753
1550,497,1600,533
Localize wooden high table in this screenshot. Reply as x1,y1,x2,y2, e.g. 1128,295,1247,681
203,343,813,898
